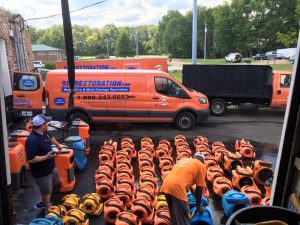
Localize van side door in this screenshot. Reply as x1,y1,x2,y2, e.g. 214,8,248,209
149,76,185,121
13,72,43,117
271,72,291,108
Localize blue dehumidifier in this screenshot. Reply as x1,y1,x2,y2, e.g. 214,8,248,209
190,205,214,225
221,190,250,217
65,136,87,170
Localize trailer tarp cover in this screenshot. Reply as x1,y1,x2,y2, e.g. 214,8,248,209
182,65,273,99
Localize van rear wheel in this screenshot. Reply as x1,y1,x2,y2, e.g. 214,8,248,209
175,112,196,131
68,112,89,125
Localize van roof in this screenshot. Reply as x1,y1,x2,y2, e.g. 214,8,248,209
48,69,167,75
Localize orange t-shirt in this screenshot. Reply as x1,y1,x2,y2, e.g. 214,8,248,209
160,158,206,202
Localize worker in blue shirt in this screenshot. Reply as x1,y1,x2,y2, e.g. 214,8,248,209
25,114,66,211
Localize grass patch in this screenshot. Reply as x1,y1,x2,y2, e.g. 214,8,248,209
269,64,293,71
169,70,183,83
80,56,96,59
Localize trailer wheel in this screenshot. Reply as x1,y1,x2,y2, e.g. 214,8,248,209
210,99,227,116
68,111,90,125
175,111,196,131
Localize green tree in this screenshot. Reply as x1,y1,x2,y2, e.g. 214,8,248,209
115,29,135,57
276,31,298,47
37,25,65,50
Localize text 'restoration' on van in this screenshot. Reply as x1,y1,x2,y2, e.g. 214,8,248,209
13,69,209,130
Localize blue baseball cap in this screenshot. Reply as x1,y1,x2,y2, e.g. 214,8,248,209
193,152,205,163
32,114,52,127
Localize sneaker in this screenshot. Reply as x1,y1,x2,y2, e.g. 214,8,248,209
34,201,45,209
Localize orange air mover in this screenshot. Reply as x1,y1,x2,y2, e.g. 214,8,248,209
80,193,103,216
95,170,112,181
174,135,186,144
117,162,133,174
195,145,211,153
156,147,170,158
99,149,114,163
159,156,174,169
117,170,134,179
70,119,90,155
235,139,256,158
104,196,125,224
136,186,156,202
140,146,155,158
154,209,171,225
131,197,153,221
123,146,137,158
207,166,224,182
176,152,191,161
138,150,152,160
177,148,192,157
194,139,209,148
196,135,208,143
116,152,131,163
261,197,270,206
116,210,141,225
96,178,114,199
139,158,154,168
253,160,273,185
159,140,172,154
25,121,33,133
141,137,154,148
140,169,156,179
8,142,27,190
224,152,243,172
116,184,134,207
241,185,262,205
214,148,229,163
161,165,172,180
213,176,233,197
9,130,30,148
176,142,190,150
205,155,218,168
211,141,225,154
55,148,76,192
9,130,30,169
232,166,254,190
139,176,158,190
61,194,81,211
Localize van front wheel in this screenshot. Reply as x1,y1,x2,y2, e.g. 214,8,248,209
175,112,196,131
68,112,89,125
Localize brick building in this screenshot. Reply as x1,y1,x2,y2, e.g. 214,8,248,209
32,44,63,63
0,7,33,82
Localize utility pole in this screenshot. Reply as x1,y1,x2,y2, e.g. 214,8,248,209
135,30,139,57
192,0,197,64
204,23,207,61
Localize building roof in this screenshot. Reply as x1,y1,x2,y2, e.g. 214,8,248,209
32,44,62,52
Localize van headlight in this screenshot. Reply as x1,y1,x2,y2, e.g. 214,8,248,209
196,96,208,104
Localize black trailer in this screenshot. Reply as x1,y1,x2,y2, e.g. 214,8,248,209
182,65,273,115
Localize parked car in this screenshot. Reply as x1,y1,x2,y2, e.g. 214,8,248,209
33,61,44,68
225,53,243,62
252,53,268,60
266,51,283,60
288,55,296,64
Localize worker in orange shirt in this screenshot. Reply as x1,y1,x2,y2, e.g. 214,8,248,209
160,152,207,225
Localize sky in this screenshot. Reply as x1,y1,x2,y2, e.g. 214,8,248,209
0,0,228,29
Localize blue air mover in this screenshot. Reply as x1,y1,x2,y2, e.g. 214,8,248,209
221,190,250,217
187,191,209,209
190,206,214,225
29,216,63,225
65,136,87,170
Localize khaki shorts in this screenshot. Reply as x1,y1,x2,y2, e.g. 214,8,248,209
34,168,60,195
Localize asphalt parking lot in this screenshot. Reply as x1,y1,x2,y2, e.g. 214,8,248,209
13,108,286,225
